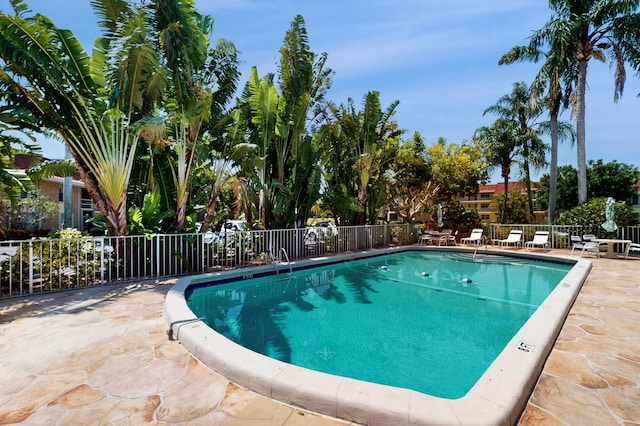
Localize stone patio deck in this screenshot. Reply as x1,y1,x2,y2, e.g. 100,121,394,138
0,248,638,425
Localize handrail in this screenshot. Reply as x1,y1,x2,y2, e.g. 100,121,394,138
280,248,292,273
269,249,279,275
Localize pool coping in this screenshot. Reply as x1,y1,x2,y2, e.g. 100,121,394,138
164,246,592,425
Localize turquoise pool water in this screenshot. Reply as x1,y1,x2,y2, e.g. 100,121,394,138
186,250,572,399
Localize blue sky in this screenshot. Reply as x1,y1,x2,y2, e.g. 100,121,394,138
2,0,639,182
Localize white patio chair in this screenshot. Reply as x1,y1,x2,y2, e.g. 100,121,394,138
418,231,432,245
460,229,484,247
525,231,550,252
438,229,457,246
624,243,640,259
498,230,523,248
570,235,600,258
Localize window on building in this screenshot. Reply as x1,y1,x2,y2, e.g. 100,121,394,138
480,193,491,200
480,214,490,220
58,188,63,202
480,203,490,210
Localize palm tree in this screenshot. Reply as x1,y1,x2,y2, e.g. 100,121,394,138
530,0,640,205
0,1,140,235
242,67,279,227
484,82,548,221
474,118,519,223
278,15,332,228
499,40,577,223
321,92,402,225
228,16,331,229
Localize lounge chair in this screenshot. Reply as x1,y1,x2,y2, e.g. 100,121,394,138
624,243,640,259
525,231,550,252
570,235,600,258
460,229,484,247
498,230,523,248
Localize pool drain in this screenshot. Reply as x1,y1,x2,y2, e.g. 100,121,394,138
316,346,336,360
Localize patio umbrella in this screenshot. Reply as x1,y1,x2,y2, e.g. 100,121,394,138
437,203,443,228
601,197,618,233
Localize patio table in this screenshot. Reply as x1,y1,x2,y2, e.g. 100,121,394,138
594,239,632,259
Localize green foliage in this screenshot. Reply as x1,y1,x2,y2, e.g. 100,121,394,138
1,231,106,292
317,91,402,225
127,188,174,235
535,165,578,212
557,197,638,237
426,138,486,201
53,227,83,239
474,118,519,183
441,201,481,232
587,160,638,202
85,215,109,235
3,191,58,230
529,0,640,204
535,161,638,213
490,190,530,224
228,15,332,229
387,132,437,223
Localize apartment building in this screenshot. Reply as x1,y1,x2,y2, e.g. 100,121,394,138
459,181,546,223
10,154,96,231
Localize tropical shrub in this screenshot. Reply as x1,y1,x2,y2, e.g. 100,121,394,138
1,229,106,294
490,190,530,224
441,201,481,232
1,191,59,231
557,198,637,237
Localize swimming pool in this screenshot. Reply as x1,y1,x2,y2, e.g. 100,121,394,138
186,251,570,399
165,246,592,425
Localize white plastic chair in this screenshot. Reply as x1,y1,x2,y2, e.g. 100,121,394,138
525,231,550,252
461,229,484,247
438,229,457,246
498,230,523,248
571,235,599,258
625,243,640,259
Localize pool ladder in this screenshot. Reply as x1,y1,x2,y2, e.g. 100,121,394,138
269,248,292,274
472,238,489,260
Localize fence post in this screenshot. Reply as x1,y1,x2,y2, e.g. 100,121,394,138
155,234,161,278
355,227,358,251
100,237,104,285
201,233,205,273
28,241,33,295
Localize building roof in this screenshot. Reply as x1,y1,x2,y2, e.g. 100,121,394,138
478,181,529,194
13,153,84,185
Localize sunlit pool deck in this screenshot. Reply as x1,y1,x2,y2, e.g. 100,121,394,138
1,247,638,425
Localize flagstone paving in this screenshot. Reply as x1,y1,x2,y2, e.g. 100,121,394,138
0,248,638,425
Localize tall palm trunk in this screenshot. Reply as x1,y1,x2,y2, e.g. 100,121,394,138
522,142,535,220
576,60,588,205
502,168,510,224
548,111,559,223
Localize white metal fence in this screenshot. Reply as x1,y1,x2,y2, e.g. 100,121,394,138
0,224,418,299
488,224,640,249
3,223,638,300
